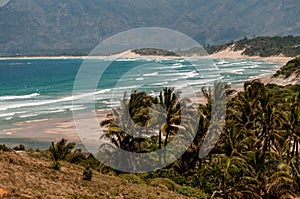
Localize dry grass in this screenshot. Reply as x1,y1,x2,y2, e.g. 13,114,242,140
0,151,193,198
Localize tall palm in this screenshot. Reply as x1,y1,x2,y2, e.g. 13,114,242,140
287,92,300,166
256,87,287,157
155,87,181,164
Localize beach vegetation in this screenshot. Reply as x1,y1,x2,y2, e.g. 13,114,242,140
273,56,300,78
48,138,75,170
99,76,300,197
207,36,300,57
0,144,11,152
13,144,25,151
83,165,93,181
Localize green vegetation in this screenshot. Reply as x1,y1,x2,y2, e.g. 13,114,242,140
1,78,300,198
13,144,25,151
48,139,75,170
273,56,300,78
83,165,93,181
207,36,300,57
0,144,11,152
98,78,300,198
132,48,180,57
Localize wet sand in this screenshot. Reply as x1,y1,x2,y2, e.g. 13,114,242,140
0,110,110,146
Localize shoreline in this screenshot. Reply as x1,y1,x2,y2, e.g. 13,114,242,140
0,54,290,148
0,50,294,63
0,110,111,148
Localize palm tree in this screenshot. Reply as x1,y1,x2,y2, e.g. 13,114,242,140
49,138,75,170
287,92,300,166
256,87,287,157
153,87,182,165
158,87,181,147
266,163,299,198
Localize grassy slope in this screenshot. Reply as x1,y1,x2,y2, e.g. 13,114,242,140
206,36,300,57
272,56,300,78
0,151,192,199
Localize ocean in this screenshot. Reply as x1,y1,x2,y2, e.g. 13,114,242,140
0,57,280,148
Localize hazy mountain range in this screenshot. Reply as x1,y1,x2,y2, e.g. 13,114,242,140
0,0,299,56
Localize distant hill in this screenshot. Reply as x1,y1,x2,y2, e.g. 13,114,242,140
132,48,180,57
0,0,299,56
206,36,300,57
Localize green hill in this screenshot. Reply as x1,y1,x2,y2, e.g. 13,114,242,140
206,36,300,57
273,56,300,78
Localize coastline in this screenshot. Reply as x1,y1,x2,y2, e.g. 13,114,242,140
0,50,294,63
0,53,292,148
0,110,110,148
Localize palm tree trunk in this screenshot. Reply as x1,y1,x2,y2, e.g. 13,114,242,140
159,130,162,166
296,139,299,166
163,128,170,165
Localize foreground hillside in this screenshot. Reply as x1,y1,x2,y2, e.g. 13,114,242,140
0,150,192,198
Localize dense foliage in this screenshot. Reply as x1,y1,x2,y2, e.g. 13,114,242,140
132,48,180,57
100,80,300,198
207,36,300,57
273,56,300,78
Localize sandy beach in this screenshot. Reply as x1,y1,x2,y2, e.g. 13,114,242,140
0,110,110,148
0,51,293,148
0,49,293,63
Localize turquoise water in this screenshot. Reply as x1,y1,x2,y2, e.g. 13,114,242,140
0,57,280,134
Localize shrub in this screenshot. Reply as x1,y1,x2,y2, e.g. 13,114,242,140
83,165,93,181
177,186,208,198
13,144,25,151
48,139,75,170
119,174,144,184
0,144,10,152
150,178,179,191
52,161,60,171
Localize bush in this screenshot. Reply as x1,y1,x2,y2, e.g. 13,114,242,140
0,144,10,152
177,186,208,198
48,139,75,170
150,178,179,191
52,161,60,170
13,144,25,151
83,165,93,181
118,174,144,184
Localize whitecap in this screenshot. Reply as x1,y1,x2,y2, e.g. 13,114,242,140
0,93,40,101
143,72,159,77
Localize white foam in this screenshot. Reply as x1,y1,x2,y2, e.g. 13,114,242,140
168,63,184,69
0,89,111,111
19,113,39,118
0,93,40,100
136,77,144,81
143,72,159,77
0,111,26,118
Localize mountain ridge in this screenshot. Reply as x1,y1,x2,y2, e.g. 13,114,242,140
0,0,300,56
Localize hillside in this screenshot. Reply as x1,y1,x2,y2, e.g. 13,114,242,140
0,0,300,56
206,36,300,57
268,56,300,86
0,150,194,198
